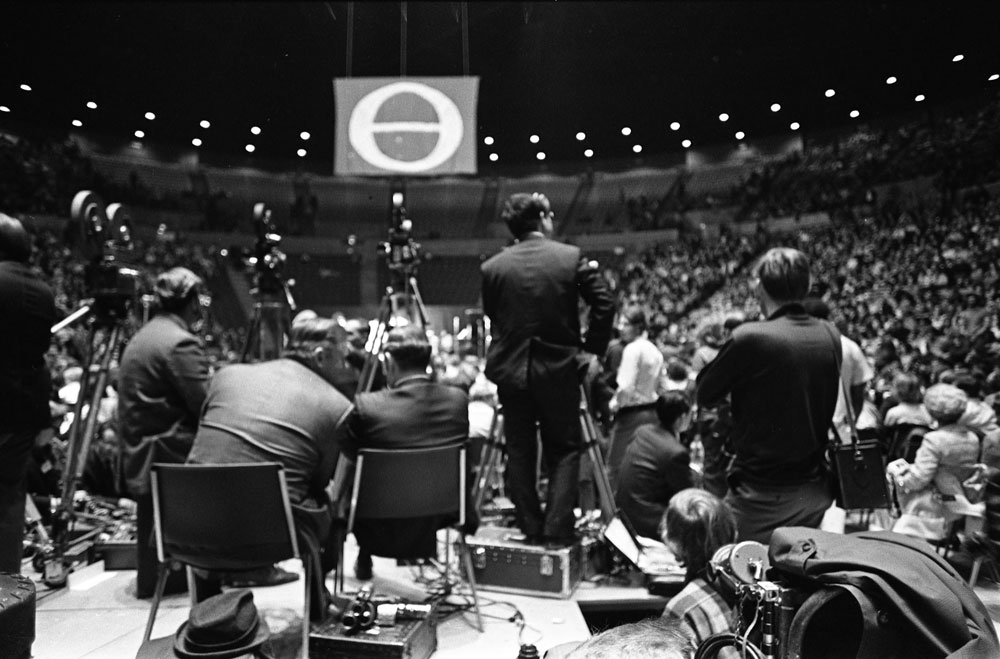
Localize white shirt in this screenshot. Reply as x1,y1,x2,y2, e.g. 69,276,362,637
833,335,875,443
615,334,664,409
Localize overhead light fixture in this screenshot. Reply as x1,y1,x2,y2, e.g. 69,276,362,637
86,101,97,110
19,84,31,92
134,130,145,139
536,152,546,161
200,120,211,129
529,134,540,144
300,131,311,141
825,89,835,98
0,106,9,113
915,94,926,102
850,110,860,118
245,144,255,153
297,148,307,157
250,126,261,135
192,138,202,147
770,103,781,113
670,122,680,131
681,139,692,148
952,54,964,62
790,122,800,130
584,149,594,158
621,127,632,136
145,112,156,120
489,153,499,162
576,132,586,141
886,76,897,85
989,74,999,82
484,136,494,145
632,144,642,153
735,131,745,140
718,113,729,122
71,119,82,127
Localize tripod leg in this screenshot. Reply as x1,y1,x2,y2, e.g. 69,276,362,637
578,387,616,523
240,306,261,363
473,409,503,516
356,290,394,395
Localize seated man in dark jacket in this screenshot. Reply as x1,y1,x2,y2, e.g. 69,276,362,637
340,324,472,580
615,392,694,539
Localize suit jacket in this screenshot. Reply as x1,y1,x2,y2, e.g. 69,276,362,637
480,234,614,392
118,313,210,496
615,423,692,539
342,375,471,558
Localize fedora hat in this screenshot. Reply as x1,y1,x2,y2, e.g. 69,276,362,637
135,589,271,659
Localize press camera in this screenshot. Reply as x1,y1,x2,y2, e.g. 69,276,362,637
250,202,287,295
377,192,421,274
69,191,142,320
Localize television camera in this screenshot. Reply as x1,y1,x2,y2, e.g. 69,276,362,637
377,192,422,279
250,202,289,298
240,203,296,362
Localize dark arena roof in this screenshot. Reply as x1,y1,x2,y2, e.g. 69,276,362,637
2,1,999,173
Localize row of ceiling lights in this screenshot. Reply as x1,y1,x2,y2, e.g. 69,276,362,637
3,54,999,162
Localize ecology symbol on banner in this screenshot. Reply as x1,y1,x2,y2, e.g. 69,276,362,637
348,81,465,173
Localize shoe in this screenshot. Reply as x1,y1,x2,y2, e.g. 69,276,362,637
224,565,299,588
544,536,575,550
522,534,544,546
354,553,373,580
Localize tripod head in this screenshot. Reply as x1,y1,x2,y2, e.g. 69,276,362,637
377,192,422,288
250,202,292,301
69,191,143,326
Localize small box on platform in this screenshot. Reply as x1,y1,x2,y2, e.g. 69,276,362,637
308,606,437,659
466,526,591,599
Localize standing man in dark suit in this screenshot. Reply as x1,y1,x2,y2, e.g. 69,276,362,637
340,325,470,579
117,266,210,598
696,248,840,545
0,214,56,572
481,192,614,547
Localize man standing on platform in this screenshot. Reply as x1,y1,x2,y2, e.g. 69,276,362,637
481,192,614,548
0,214,55,572
696,248,840,545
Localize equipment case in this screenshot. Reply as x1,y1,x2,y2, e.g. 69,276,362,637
466,526,587,599
309,608,437,659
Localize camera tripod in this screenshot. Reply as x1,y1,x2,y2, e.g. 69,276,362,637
240,280,296,363
44,299,135,587
355,272,429,395
471,385,617,525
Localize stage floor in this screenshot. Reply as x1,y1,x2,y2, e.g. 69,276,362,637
28,532,1000,659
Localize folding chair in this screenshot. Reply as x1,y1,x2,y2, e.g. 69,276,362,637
145,463,316,657
340,443,483,631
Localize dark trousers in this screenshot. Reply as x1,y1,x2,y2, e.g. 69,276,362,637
606,405,658,494
499,385,582,541
0,428,36,573
725,477,832,545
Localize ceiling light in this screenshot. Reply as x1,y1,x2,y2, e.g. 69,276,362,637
681,139,692,148
915,94,925,102
0,106,9,113
952,54,964,62
145,112,156,120
300,131,311,141
250,126,261,135
584,149,594,158
484,136,494,145
245,144,255,153
790,122,800,130
489,153,499,162
886,76,897,85
200,120,211,129
536,152,546,161
529,134,540,144
19,84,31,92
86,101,97,110
989,74,999,82
825,89,835,98
71,119,82,127
633,144,642,153
192,138,202,147
576,132,586,141
718,113,729,122
770,103,781,113
134,130,145,139
621,127,632,136
850,110,860,118
735,131,745,140
297,148,307,157
669,122,680,131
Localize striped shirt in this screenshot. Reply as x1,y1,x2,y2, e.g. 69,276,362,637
664,578,738,658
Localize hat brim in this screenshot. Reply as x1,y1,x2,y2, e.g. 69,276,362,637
173,617,271,659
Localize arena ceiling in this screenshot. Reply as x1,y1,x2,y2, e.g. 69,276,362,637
2,1,998,173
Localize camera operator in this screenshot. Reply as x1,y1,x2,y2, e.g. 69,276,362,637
0,213,55,572
696,248,840,545
117,266,211,599
481,192,614,548
186,316,353,617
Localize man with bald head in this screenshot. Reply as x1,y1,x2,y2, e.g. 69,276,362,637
0,213,55,572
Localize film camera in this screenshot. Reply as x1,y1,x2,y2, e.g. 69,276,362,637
696,542,899,659
70,191,142,320
378,192,421,274
250,202,288,295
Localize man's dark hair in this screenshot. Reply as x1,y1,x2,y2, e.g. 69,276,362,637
952,371,982,399
383,324,432,372
283,317,347,363
622,305,647,332
655,390,690,429
754,247,811,303
154,267,203,314
501,192,550,238
0,213,32,263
